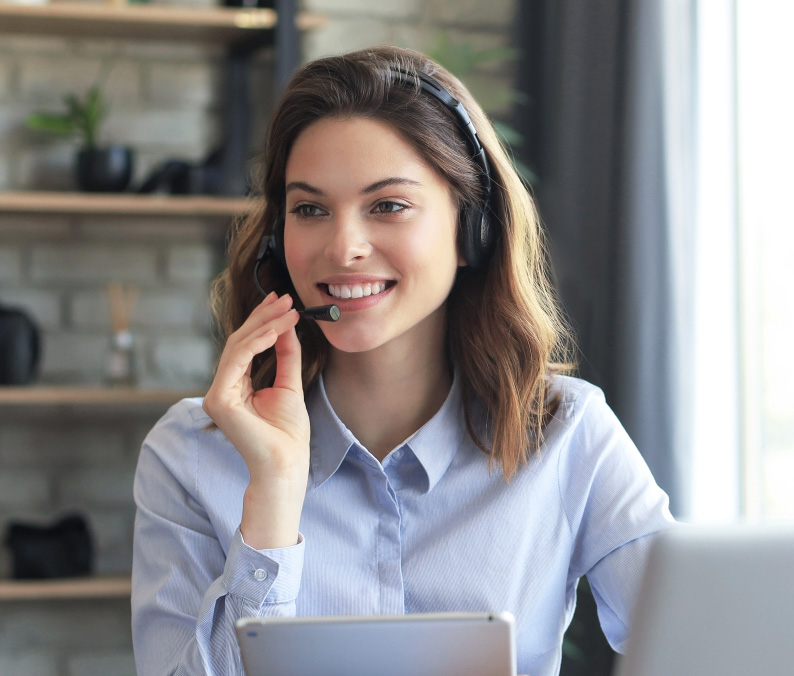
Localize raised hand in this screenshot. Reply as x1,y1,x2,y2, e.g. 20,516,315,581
203,292,311,549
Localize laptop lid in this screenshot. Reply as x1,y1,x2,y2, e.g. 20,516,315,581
613,522,794,676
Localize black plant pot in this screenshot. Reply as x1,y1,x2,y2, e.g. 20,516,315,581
76,146,134,192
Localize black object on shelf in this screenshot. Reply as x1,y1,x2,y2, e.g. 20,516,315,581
76,146,134,193
4,514,94,580
0,304,41,385
137,148,225,195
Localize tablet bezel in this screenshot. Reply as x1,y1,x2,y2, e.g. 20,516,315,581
236,611,516,676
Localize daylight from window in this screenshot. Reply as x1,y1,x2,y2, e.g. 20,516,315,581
736,1,794,519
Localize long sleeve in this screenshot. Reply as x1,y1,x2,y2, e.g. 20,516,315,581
556,386,676,652
131,399,305,676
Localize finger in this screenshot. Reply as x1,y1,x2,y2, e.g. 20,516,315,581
211,328,279,397
231,293,292,344
213,308,300,396
214,295,293,389
272,317,303,395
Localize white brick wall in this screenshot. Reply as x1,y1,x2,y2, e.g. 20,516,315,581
0,287,61,328
147,61,219,107
0,57,12,101
0,2,518,674
0,407,162,580
59,467,137,508
0,245,21,281
0,422,128,466
0,652,58,676
1,35,222,191
2,604,132,649
17,56,116,103
30,244,160,283
66,651,138,676
1,211,222,387
0,470,50,510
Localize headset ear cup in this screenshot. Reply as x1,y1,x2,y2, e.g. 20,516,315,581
460,206,490,268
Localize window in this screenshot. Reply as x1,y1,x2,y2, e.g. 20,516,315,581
736,1,794,519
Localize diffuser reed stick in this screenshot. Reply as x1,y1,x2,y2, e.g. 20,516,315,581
104,282,138,387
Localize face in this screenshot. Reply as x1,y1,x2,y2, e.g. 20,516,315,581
283,116,463,356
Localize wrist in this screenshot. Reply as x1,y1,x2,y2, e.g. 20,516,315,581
241,480,306,550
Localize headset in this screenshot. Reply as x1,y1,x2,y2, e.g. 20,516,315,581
253,66,497,320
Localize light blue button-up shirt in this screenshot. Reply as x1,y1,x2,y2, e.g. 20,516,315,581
132,375,674,676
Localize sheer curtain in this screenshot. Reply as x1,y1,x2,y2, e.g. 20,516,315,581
523,0,738,519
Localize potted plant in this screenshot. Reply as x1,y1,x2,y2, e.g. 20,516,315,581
26,84,134,192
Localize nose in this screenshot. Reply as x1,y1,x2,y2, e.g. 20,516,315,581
323,213,371,266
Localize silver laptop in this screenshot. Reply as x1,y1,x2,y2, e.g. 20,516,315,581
613,522,794,676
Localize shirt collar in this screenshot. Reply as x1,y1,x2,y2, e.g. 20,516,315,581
403,373,468,492
306,377,358,489
306,373,468,493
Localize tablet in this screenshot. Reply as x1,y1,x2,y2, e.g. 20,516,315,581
236,611,516,676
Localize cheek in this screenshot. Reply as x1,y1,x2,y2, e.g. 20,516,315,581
283,229,314,286
424,209,462,268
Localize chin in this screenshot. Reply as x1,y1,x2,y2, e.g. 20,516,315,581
320,324,390,355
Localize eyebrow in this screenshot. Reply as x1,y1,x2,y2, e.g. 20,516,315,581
285,177,422,196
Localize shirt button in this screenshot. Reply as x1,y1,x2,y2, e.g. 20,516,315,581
254,568,268,581
393,449,404,460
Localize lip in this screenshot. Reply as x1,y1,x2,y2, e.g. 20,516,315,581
319,274,393,286
315,275,395,313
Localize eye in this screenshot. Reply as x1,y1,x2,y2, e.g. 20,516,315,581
373,201,407,214
289,203,326,219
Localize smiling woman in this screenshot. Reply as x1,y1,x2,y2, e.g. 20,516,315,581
131,46,676,676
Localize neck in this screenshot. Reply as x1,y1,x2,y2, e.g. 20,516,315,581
323,338,452,462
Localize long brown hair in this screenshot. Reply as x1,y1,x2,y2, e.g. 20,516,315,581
211,46,575,479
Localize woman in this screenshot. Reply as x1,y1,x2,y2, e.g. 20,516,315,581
132,46,674,676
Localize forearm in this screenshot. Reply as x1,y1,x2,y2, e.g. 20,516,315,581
132,525,304,676
240,471,307,550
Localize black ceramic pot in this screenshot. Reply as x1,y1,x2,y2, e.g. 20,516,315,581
0,304,41,385
76,146,134,192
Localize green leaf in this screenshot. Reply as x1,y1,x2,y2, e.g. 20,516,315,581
428,34,518,78
471,46,519,65
493,121,524,146
64,94,82,119
27,82,108,147
26,113,76,136
82,86,107,147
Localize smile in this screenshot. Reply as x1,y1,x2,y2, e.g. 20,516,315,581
326,282,389,299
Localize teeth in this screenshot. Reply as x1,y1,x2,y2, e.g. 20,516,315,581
327,282,387,300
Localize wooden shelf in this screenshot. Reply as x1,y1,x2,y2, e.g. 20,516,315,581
0,191,255,217
0,2,326,43
0,575,131,601
0,386,203,406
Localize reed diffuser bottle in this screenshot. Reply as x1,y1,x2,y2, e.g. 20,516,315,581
105,282,138,387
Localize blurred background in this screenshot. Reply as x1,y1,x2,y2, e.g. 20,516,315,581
0,0,791,674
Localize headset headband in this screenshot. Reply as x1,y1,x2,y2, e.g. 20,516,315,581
388,67,492,209
254,64,496,294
